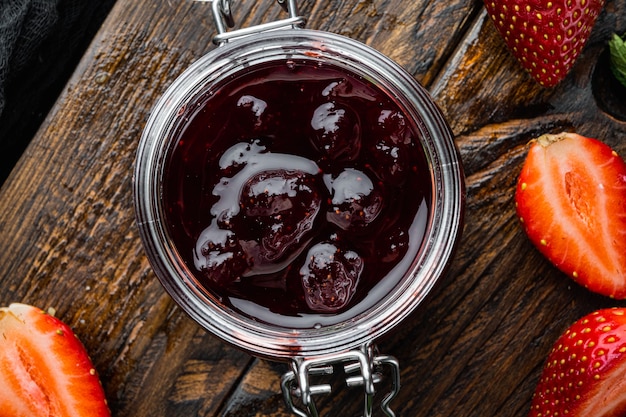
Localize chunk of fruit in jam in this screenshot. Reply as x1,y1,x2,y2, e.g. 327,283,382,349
324,168,383,231
376,110,412,145
376,226,410,264
233,95,279,135
239,169,322,270
194,222,250,286
366,110,414,186
310,101,361,163
300,241,363,313
163,59,432,324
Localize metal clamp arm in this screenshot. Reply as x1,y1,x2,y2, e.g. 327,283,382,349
281,344,401,417
194,0,307,45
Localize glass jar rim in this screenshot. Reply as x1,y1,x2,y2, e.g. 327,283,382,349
134,28,464,360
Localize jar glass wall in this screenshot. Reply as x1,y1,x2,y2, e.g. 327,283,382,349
133,29,464,360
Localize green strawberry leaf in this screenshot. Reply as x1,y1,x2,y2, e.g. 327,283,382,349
609,33,626,89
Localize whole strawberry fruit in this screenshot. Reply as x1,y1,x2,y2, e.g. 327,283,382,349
484,0,606,87
529,308,626,416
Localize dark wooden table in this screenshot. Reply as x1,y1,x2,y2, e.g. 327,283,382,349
1,0,625,416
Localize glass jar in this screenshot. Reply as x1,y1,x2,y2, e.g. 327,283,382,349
134,1,464,416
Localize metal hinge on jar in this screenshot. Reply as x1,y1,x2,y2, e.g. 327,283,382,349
194,0,307,45
281,343,401,417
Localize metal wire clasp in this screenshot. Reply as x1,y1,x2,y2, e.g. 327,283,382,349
281,343,401,417
195,0,307,45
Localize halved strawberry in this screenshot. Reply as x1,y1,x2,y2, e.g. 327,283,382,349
0,303,110,417
529,307,626,416
484,0,606,87
515,132,626,298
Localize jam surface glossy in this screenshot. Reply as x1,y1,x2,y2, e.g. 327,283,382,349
163,59,432,328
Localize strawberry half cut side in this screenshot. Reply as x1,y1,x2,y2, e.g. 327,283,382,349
515,132,626,298
484,0,606,87
529,308,626,417
0,303,111,417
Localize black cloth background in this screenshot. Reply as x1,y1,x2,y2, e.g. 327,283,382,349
0,0,116,184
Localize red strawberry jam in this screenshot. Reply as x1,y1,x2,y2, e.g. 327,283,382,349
163,59,432,328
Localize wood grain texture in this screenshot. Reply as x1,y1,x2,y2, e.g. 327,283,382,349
0,0,625,416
